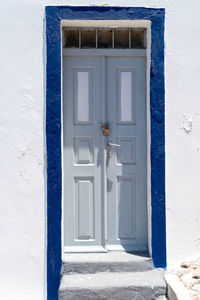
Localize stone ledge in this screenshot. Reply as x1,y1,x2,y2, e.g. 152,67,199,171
62,252,153,274
165,273,192,300
59,270,166,300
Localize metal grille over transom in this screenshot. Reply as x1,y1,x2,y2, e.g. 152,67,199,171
63,28,146,49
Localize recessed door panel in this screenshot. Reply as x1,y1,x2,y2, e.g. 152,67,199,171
117,137,136,164
117,69,136,124
75,177,94,240
74,69,93,124
74,137,94,164
117,177,136,240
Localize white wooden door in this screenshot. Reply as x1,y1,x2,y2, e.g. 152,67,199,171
106,57,147,251
63,57,104,251
63,54,147,252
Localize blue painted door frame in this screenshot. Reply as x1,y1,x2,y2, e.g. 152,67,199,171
46,6,166,300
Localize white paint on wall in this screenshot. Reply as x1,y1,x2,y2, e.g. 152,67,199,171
0,0,200,299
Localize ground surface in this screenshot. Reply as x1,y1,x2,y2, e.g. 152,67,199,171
169,258,200,300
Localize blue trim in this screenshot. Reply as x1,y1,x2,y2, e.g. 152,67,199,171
46,6,166,300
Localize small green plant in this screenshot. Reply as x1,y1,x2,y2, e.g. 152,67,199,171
100,122,110,129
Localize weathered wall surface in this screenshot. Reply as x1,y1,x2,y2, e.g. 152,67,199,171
0,0,200,299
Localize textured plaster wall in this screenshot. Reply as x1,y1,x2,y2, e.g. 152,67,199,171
0,0,200,299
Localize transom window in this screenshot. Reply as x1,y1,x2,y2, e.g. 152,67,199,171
63,27,146,49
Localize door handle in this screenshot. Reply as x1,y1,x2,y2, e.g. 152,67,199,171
107,142,121,148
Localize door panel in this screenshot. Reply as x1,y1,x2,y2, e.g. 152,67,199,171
74,177,94,240
63,57,103,249
106,57,147,251
117,177,136,239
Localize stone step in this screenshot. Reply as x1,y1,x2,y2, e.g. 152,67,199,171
62,252,153,274
59,269,166,300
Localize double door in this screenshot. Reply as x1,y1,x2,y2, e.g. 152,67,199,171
63,54,147,252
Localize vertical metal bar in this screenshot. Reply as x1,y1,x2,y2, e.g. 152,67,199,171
129,28,131,48
144,29,147,49
96,28,98,48
79,28,81,48
112,28,115,48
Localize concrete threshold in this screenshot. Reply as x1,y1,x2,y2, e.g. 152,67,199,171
62,251,153,274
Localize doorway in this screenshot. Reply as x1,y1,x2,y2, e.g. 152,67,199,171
46,8,166,299
63,29,147,252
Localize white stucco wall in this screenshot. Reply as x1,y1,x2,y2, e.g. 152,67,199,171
0,0,200,299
